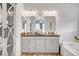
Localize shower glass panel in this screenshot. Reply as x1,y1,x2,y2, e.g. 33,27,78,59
0,3,2,56
5,3,15,56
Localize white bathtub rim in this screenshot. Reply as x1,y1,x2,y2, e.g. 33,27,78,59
63,42,79,45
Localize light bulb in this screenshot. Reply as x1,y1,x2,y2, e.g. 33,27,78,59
25,11,28,16
28,11,31,14
32,11,36,14
25,11,28,13
52,11,56,14
49,11,52,13
52,11,56,16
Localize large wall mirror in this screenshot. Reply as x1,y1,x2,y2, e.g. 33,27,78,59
21,10,56,33
30,16,45,32
34,20,45,32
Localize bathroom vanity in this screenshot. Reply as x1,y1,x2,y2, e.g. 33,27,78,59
21,33,60,54
21,9,60,55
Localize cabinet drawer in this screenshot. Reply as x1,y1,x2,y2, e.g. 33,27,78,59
29,37,36,52
21,37,30,52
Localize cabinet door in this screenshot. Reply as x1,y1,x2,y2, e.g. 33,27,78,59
45,37,52,52
6,3,15,56
36,37,45,52
29,37,36,52
21,37,30,52
51,37,59,52
45,37,59,53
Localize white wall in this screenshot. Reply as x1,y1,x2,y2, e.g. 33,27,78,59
77,5,79,36
23,3,79,43
56,4,79,43
15,4,23,56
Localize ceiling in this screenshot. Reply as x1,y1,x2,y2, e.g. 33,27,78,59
23,3,79,11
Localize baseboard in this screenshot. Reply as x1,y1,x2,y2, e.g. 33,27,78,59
22,52,59,54
21,52,60,56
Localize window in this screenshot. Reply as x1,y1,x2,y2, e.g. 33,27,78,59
34,20,44,32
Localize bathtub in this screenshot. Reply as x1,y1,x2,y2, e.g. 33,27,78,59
62,42,79,56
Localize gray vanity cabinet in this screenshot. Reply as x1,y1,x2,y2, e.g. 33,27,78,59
21,37,29,52
36,36,45,52
21,35,59,53
29,37,36,52
22,37,36,52
45,37,59,53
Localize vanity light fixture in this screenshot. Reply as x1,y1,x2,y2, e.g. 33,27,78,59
49,10,56,16
28,11,32,14
43,10,56,16
32,11,37,14
52,11,56,16
25,10,37,16
25,11,28,14
48,11,52,13
52,11,56,14
24,10,56,16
